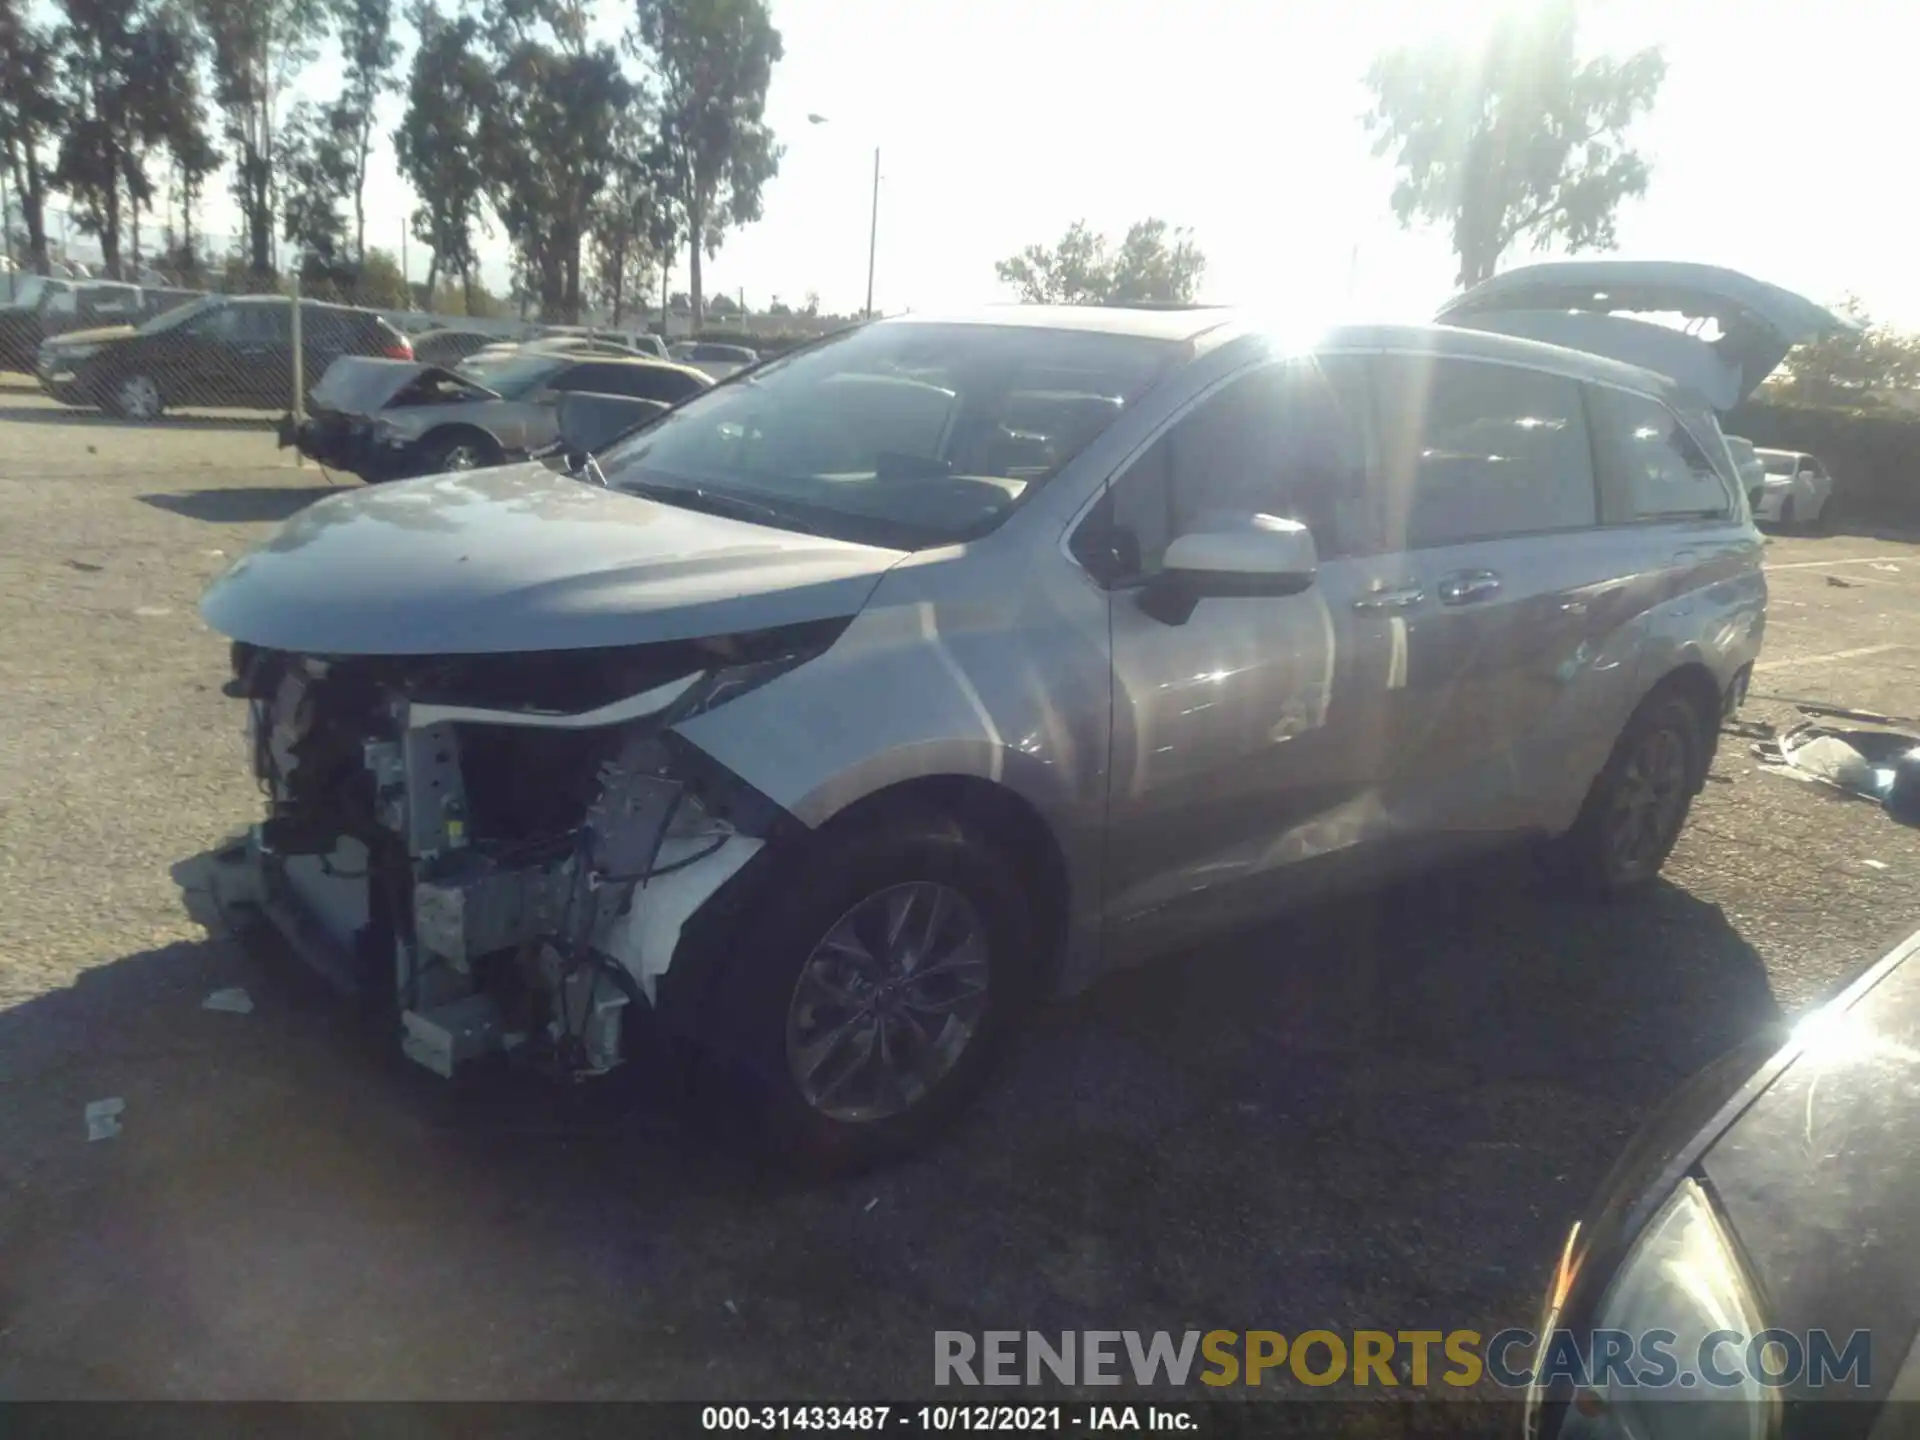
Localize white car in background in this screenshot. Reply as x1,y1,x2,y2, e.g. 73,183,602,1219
1724,435,1767,513
669,340,759,380
1752,447,1834,528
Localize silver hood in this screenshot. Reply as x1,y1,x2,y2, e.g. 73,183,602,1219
309,355,497,416
200,464,908,655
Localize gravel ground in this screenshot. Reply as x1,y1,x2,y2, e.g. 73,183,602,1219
2,385,1917,1401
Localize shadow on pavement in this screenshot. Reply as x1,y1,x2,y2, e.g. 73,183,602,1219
0,843,1784,1398
1820,515,1920,545
138,487,345,524
0,401,277,433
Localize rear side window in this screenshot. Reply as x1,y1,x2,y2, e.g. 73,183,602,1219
1370,356,1597,548
1594,389,1732,520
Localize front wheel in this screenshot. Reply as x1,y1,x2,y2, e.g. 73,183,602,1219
111,373,164,422
716,806,1035,1170
1547,690,1708,897
419,429,501,475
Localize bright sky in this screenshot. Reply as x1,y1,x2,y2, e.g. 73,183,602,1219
197,0,1913,326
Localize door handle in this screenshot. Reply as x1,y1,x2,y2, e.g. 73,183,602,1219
1352,584,1425,613
1437,568,1502,605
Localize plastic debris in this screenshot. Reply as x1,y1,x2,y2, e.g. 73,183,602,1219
1788,735,1877,792
723,1299,740,1317
85,1098,125,1142
202,986,254,1015
1863,860,1890,871
1825,575,1855,588
864,1196,880,1213
1871,563,1901,573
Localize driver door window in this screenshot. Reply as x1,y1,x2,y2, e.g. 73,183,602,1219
181,304,241,343
1073,359,1372,587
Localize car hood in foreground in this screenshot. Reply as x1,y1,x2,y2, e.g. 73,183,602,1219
1693,928,1920,1399
200,463,908,655
1564,927,1920,1411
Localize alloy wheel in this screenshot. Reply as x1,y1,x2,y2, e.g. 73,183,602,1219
1604,723,1690,880
784,881,992,1124
119,375,161,420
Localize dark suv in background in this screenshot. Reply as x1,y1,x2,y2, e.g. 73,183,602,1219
37,294,414,419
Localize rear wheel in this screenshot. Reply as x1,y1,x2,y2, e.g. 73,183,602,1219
1778,496,1797,530
1547,690,1709,897
713,806,1035,1171
111,373,164,422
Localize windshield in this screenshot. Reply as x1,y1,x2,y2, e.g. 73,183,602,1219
456,353,565,399
1760,451,1799,475
595,321,1181,547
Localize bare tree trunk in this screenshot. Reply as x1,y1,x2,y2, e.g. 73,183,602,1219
101,166,123,278
688,210,704,328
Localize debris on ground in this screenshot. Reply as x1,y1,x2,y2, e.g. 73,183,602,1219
723,1299,740,1317
1871,563,1901,573
1863,859,1891,871
85,1098,125,1142
1750,694,1918,728
1751,715,1920,827
202,987,254,1015
64,559,103,572
1826,575,1856,587
864,1196,880,1213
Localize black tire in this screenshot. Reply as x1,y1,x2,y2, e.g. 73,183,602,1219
708,804,1036,1172
419,428,502,475
1547,688,1709,897
1778,496,1797,531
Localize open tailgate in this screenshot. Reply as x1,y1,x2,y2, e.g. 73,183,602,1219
1434,261,1857,410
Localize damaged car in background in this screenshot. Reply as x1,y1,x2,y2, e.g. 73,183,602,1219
284,351,711,482
191,264,1849,1166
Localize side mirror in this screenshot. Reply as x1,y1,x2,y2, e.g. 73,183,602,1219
1138,516,1319,626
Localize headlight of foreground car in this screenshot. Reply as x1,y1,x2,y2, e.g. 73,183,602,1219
1552,1178,1778,1440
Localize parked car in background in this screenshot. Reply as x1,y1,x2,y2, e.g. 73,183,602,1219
464,334,662,367
288,349,710,481
1724,434,1768,513
190,260,1846,1165
411,327,501,368
37,294,413,419
669,339,759,379
0,278,149,372
1524,924,1920,1439
1752,447,1834,529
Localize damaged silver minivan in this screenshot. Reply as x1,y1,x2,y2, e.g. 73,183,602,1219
192,262,1848,1163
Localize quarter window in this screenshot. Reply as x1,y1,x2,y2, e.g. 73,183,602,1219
1600,390,1732,519
1370,357,1598,548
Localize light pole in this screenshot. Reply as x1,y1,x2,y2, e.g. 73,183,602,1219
807,114,880,319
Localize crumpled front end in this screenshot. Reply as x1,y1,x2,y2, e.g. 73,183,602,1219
198,625,834,1080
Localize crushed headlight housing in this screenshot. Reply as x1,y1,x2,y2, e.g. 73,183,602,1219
1555,1178,1777,1440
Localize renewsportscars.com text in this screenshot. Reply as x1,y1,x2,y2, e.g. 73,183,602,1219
934,1329,1873,1391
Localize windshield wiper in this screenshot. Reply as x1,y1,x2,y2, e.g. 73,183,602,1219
621,480,820,535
